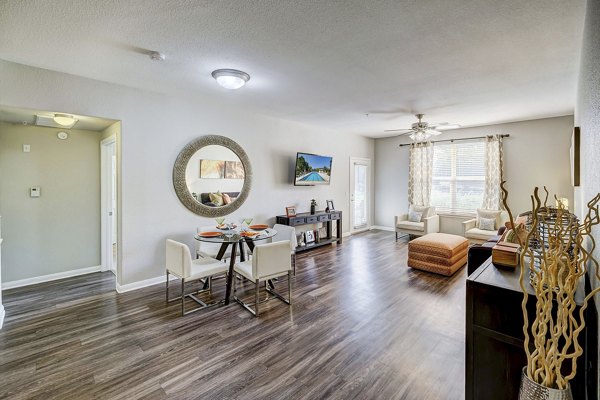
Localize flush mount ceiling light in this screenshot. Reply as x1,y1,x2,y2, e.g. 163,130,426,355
211,69,250,90
53,113,78,127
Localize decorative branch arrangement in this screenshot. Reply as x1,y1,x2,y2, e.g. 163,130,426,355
501,182,600,390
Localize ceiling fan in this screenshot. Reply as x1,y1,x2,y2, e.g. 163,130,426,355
384,113,460,141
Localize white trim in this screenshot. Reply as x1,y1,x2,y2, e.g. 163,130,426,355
370,225,394,232
116,274,177,293
2,265,102,290
101,136,117,273
342,231,352,238
0,305,5,330
349,157,372,234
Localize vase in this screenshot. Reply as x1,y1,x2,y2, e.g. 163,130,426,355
518,368,572,400
310,205,315,214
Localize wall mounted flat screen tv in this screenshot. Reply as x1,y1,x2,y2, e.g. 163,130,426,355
294,152,332,186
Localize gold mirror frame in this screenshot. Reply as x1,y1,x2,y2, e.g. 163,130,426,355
173,135,252,217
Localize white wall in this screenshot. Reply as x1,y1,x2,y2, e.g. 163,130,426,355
374,116,575,233
576,0,600,395
0,60,374,286
0,123,102,282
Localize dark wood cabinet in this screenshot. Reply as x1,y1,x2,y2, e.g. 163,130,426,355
466,258,596,400
276,210,342,252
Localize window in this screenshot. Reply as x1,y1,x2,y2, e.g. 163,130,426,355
430,140,485,214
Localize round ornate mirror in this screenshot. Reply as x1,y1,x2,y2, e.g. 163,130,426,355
173,135,252,217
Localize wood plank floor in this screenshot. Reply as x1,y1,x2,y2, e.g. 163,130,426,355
0,230,466,400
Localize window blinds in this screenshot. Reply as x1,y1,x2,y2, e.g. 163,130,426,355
431,140,485,214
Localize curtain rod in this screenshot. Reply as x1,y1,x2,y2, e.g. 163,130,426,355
398,134,510,147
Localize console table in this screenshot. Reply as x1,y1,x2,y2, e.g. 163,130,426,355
275,210,342,253
466,258,595,400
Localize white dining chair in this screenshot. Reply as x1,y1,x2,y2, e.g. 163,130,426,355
272,224,298,274
166,239,228,316
233,240,292,317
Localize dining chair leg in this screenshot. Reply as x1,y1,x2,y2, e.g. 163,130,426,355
292,253,296,276
181,279,185,316
165,271,169,304
288,270,292,305
255,279,260,317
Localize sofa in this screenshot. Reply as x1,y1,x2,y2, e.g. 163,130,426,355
196,191,240,207
466,226,506,275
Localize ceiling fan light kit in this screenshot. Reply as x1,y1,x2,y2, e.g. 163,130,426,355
385,113,460,142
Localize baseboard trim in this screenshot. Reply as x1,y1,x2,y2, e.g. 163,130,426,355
2,265,102,290
116,274,177,293
370,226,394,232
0,305,5,330
342,232,352,238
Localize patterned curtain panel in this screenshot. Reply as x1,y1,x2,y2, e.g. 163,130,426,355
408,142,433,206
481,135,504,210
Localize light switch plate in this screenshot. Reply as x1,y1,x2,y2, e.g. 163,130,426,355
30,187,41,197
23,144,31,152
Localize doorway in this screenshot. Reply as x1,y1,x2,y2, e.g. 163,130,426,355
349,157,371,233
101,136,117,275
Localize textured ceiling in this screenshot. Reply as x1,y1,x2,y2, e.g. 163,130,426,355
0,0,585,137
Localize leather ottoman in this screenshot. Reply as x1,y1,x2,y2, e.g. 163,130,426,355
408,233,469,276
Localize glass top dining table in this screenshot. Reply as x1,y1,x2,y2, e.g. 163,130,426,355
194,227,278,304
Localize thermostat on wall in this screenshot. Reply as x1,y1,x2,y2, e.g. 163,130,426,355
30,187,41,197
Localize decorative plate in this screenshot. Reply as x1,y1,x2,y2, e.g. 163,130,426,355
198,232,222,238
248,224,269,231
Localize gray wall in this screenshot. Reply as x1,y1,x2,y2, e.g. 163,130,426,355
374,116,575,234
0,123,102,282
576,0,600,395
0,60,374,286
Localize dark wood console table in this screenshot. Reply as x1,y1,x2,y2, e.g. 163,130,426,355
275,210,342,253
466,258,595,400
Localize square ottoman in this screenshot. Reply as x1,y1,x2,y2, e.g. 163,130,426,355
408,233,469,276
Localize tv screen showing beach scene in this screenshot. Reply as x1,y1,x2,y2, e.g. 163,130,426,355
294,152,332,186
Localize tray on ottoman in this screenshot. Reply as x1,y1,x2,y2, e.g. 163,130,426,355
408,233,469,276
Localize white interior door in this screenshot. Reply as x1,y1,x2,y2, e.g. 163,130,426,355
101,137,117,274
350,157,371,233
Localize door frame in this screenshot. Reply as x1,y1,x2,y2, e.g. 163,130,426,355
100,136,117,273
349,157,371,234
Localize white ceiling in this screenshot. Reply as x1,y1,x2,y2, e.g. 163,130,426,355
0,106,117,131
0,0,585,138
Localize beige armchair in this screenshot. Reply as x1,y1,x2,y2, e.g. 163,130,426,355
462,209,509,244
395,206,440,240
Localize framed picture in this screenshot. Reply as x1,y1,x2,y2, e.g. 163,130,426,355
225,161,245,179
200,159,225,179
305,230,315,244
286,206,296,217
570,127,580,187
326,200,335,211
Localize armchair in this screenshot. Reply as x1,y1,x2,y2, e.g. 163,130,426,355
395,206,440,240
462,209,509,244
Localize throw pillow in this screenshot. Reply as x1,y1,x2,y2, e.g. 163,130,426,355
505,222,527,244
222,193,232,205
409,204,432,222
477,208,502,230
478,217,496,231
408,210,423,223
209,191,224,206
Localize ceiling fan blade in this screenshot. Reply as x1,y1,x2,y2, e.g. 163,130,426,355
428,129,443,136
430,122,461,130
384,128,412,133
